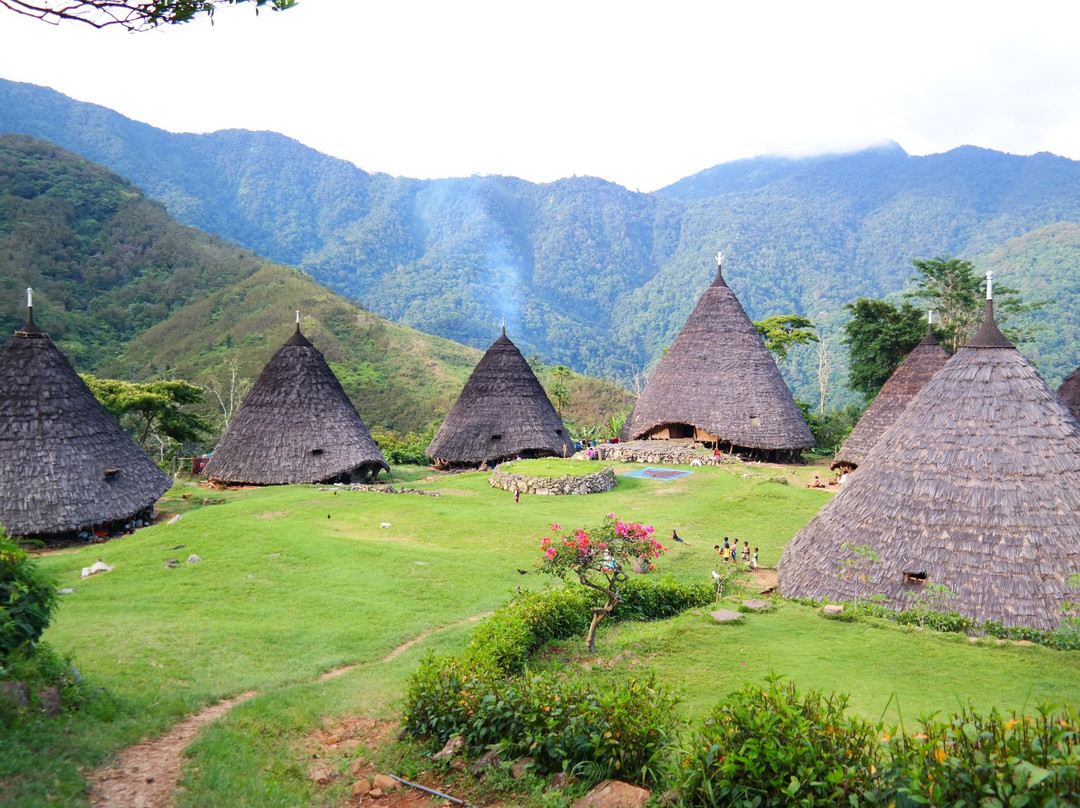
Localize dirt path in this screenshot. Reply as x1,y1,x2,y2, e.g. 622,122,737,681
88,691,257,808
85,613,490,808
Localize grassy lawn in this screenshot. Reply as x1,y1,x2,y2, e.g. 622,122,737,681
5,457,1078,806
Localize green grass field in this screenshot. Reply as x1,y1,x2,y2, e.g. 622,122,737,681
6,458,1080,806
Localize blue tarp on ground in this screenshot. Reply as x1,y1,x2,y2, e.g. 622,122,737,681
620,467,694,481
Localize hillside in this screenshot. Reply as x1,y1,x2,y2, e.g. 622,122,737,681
0,133,631,437
4,80,1080,401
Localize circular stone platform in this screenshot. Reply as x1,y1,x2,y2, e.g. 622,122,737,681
489,466,617,496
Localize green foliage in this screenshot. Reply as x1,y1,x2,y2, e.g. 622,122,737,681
372,424,438,465
467,588,592,675
796,400,864,453
680,675,882,807
753,314,818,364
0,531,58,661
82,374,213,462
876,703,1080,807
905,255,1052,354
611,576,713,622
5,0,296,31
841,298,928,400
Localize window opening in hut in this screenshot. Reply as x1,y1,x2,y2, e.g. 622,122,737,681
491,434,502,441
749,415,760,427
671,424,694,439
103,468,119,479
311,448,324,455
903,570,927,585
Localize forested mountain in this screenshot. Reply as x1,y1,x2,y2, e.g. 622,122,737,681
4,78,1080,404
0,134,632,436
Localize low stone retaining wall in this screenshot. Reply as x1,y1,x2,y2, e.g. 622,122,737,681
579,440,736,466
490,466,617,496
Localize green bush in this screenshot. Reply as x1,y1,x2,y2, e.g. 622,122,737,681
372,425,437,465
468,588,591,674
679,676,882,807
0,532,58,661
876,703,1080,807
405,657,680,785
612,576,713,622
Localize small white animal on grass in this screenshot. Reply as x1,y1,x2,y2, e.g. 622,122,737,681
380,522,392,528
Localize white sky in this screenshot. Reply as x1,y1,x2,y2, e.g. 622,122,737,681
1,0,1079,192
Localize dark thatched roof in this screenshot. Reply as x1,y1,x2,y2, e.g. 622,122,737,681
779,300,1080,631
0,308,171,539
831,324,949,471
426,330,573,467
621,260,813,454
204,325,388,485
1056,366,1080,422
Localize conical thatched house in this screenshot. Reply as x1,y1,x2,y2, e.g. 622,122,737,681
779,288,1080,631
621,256,813,461
1056,366,1080,422
426,329,573,469
830,321,949,472
204,322,388,485
0,299,171,541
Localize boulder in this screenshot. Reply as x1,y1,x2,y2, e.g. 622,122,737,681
372,773,400,791
571,779,651,808
823,605,845,616
710,609,743,622
741,599,770,611
37,686,62,717
432,734,465,761
511,756,535,779
0,680,30,711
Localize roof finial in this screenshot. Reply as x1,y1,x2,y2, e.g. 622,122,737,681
295,310,301,333
928,309,933,325
986,270,994,301
26,287,33,325
501,317,506,336
716,249,725,271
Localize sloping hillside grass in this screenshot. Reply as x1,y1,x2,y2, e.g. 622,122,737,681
6,459,1079,806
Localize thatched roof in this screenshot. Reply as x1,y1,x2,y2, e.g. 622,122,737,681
426,329,573,467
779,300,1080,631
831,324,949,471
204,324,388,485
621,258,813,457
0,307,171,539
1057,366,1080,422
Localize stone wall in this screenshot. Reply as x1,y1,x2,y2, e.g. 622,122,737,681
580,440,737,466
490,466,617,496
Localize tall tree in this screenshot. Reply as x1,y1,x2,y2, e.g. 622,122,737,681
0,0,294,30
753,314,818,364
81,375,212,455
842,299,927,400
905,256,1050,353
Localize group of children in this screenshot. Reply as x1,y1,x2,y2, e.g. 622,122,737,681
713,536,757,569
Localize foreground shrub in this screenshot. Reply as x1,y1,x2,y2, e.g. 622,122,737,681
404,654,680,785
0,531,57,661
680,676,881,807
877,703,1080,807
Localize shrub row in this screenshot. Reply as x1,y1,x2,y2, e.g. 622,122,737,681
682,678,1080,807
402,578,710,782
790,595,1080,651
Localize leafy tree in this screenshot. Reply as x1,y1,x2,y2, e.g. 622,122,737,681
0,0,294,30
905,256,1051,353
0,529,57,661
537,515,666,654
842,298,927,400
753,314,818,364
82,375,212,458
547,365,571,416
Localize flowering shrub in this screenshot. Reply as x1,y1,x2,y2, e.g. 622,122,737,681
538,514,666,653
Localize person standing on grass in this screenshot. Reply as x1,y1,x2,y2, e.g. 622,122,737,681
752,548,759,569
742,541,750,563
514,489,520,503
